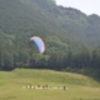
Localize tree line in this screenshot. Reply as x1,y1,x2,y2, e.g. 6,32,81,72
0,44,100,72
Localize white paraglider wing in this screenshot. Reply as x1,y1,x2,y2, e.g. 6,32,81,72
30,36,45,54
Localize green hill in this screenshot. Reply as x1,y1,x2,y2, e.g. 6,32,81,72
0,0,100,79
0,69,100,100
1,0,100,46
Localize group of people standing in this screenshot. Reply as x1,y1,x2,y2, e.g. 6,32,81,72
23,84,68,90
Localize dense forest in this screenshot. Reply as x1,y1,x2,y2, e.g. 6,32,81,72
0,0,100,80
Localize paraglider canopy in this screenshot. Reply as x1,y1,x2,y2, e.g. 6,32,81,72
30,36,45,54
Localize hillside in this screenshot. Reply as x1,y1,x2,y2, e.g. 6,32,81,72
0,69,100,100
0,0,100,79
0,0,100,47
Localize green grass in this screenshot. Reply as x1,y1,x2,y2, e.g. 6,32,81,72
0,68,100,100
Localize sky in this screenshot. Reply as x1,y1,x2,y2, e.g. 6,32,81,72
55,0,100,16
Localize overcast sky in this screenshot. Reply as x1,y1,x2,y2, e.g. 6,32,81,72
55,0,100,16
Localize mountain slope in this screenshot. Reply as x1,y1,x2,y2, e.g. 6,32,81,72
0,0,100,47
0,0,100,77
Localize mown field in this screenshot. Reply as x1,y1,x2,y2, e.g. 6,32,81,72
0,68,100,100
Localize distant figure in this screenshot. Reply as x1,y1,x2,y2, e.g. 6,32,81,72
57,86,60,89
29,59,36,68
45,85,48,89
63,86,66,90
37,85,40,88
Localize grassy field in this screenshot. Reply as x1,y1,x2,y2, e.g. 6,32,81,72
0,68,100,100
